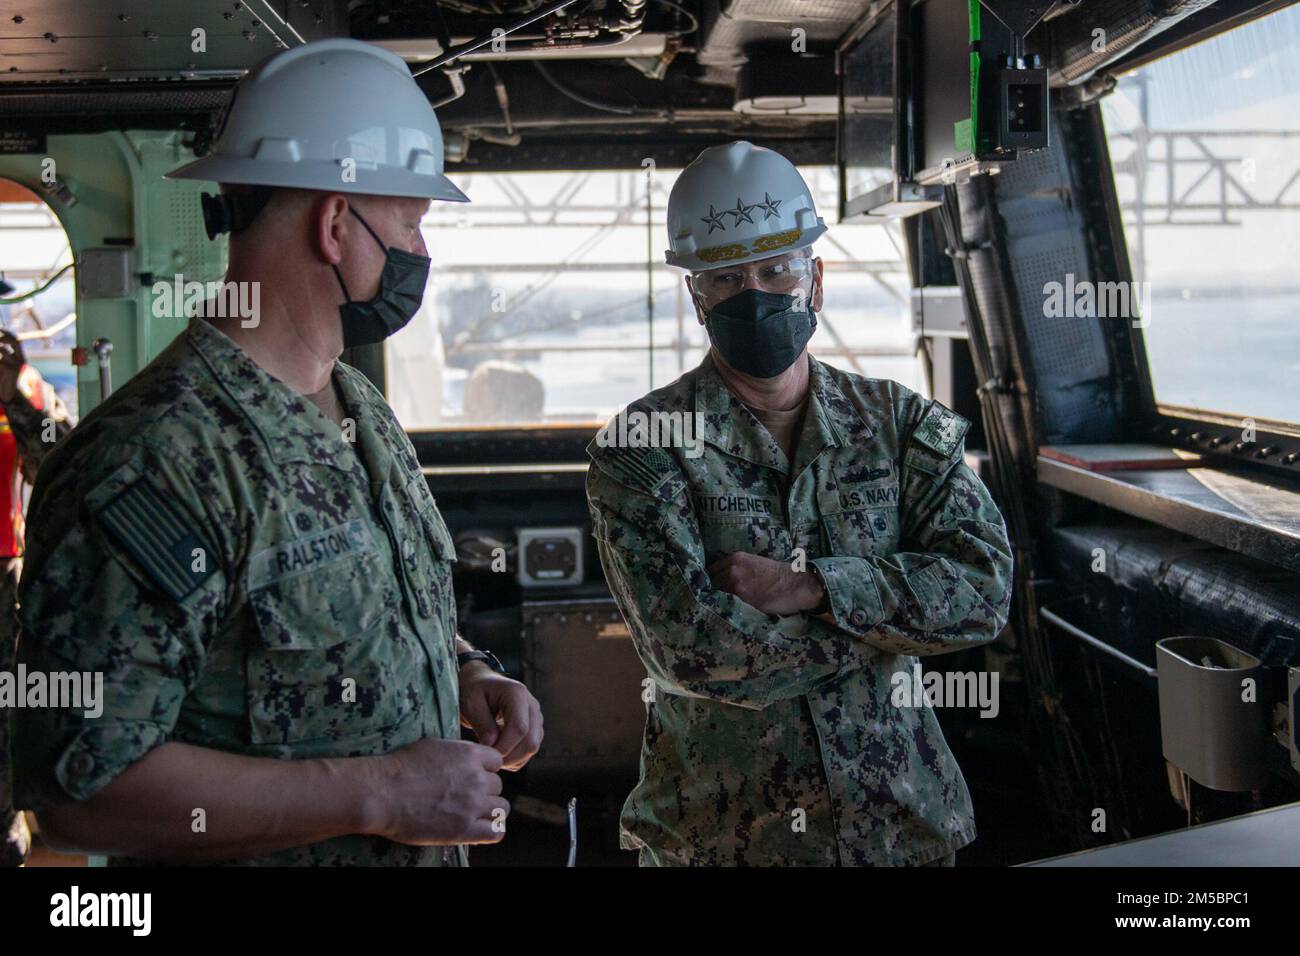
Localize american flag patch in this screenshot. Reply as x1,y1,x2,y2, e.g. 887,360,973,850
596,445,676,496
98,477,215,603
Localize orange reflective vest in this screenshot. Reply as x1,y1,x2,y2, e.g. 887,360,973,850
0,365,46,557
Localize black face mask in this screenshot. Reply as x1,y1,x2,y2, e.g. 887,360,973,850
331,207,431,349
702,288,818,379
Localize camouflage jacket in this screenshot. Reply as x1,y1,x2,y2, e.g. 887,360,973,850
13,317,462,866
586,354,1013,866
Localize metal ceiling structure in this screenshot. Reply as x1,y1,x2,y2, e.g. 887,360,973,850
0,0,341,81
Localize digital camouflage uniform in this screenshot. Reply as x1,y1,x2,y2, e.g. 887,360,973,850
13,317,463,866
1,377,73,867
586,354,1013,866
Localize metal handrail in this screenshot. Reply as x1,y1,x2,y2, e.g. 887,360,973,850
1040,599,1158,679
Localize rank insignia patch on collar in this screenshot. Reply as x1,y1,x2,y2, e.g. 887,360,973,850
98,477,217,603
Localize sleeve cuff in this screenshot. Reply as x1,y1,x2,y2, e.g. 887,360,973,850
53,721,170,802
810,555,886,638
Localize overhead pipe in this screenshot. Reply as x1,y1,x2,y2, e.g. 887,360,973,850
412,0,585,75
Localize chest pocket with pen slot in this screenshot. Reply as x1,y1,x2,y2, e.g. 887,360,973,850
816,479,901,560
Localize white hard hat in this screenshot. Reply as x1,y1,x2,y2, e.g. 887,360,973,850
166,38,468,202
665,141,826,272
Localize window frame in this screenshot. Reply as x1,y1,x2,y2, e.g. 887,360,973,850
387,163,919,458
1095,6,1300,476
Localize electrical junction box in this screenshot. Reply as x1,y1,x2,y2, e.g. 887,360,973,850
77,247,136,299
516,526,583,588
521,598,642,785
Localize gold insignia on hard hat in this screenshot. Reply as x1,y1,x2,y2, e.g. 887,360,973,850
749,228,802,254
697,227,803,264
697,242,750,263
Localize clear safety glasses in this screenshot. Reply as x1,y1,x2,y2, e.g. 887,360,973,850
691,255,814,303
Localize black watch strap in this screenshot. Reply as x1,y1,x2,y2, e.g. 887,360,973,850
457,649,507,674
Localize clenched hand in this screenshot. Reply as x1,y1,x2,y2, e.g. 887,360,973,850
459,665,544,772
709,551,826,616
368,737,508,846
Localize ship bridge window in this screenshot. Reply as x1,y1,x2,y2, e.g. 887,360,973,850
385,166,921,431
1101,5,1300,429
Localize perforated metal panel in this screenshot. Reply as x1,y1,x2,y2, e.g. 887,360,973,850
1012,239,1109,382
157,158,227,287
0,87,230,116
1052,0,1218,85
0,0,345,83
985,114,1124,442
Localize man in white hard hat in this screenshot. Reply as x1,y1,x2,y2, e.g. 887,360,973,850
12,39,541,866
586,141,1013,865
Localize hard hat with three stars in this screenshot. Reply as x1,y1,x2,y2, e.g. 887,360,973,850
665,141,826,272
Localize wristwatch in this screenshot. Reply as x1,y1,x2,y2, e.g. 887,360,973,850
457,649,507,675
